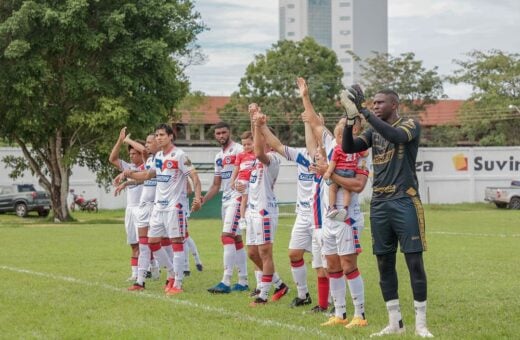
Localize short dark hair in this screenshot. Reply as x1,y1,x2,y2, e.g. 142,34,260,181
240,131,253,140
376,89,400,104
214,121,230,130
155,123,174,135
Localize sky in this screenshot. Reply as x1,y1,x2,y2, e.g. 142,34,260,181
184,0,520,99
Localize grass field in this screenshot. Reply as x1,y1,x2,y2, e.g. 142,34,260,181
0,203,519,339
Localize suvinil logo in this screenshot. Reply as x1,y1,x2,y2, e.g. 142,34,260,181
452,153,468,171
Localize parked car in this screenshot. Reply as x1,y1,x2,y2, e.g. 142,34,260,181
484,181,520,209
0,184,52,217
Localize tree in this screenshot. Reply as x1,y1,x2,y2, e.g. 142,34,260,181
353,52,444,112
449,49,520,146
219,37,345,144
0,0,205,221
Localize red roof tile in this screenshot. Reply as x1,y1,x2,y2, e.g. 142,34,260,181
179,96,230,124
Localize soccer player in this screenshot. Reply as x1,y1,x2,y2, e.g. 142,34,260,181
244,106,289,306
299,79,370,329
109,127,145,281
204,122,249,293
123,123,202,295
114,132,162,290
229,130,256,231
341,86,433,338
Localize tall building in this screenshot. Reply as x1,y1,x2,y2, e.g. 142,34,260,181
279,0,387,86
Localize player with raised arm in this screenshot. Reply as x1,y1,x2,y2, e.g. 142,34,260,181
123,123,202,295
244,106,289,306
205,122,249,294
109,127,145,281
299,78,370,329
341,86,433,338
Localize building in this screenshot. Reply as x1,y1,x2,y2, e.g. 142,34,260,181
279,0,388,86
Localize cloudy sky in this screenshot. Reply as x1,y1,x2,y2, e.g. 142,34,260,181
185,0,520,99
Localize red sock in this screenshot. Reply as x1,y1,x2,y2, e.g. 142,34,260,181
318,276,329,309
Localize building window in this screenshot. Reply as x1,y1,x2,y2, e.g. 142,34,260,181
340,44,351,49
339,16,351,21
287,4,295,9
287,32,295,37
288,17,295,23
340,30,351,35
339,2,351,7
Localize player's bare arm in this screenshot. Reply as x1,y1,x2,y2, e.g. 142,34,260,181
188,169,202,212
253,113,270,165
123,168,156,181
229,164,240,190
202,175,222,205
109,126,127,169
258,123,284,156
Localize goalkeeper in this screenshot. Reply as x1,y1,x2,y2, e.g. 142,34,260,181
340,86,433,338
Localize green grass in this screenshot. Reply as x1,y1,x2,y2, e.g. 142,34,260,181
0,203,519,339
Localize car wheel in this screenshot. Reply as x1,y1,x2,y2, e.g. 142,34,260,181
15,203,28,217
38,210,50,217
509,197,520,210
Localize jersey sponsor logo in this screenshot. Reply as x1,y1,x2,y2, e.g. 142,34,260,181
221,171,232,179
144,179,157,186
216,158,223,167
224,155,236,165
184,158,192,167
298,201,311,208
249,174,258,183
157,199,169,205
298,173,314,181
156,175,171,182
163,159,178,170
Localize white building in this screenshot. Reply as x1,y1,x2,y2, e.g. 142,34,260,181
279,0,388,86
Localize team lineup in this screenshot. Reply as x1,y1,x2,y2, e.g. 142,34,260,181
109,78,433,338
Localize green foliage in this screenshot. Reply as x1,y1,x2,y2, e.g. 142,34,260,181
354,52,444,112
0,0,205,220
449,50,520,146
220,37,345,144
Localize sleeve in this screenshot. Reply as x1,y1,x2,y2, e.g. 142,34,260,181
365,114,418,144
397,119,420,142
214,153,222,177
322,131,335,161
285,146,311,168
119,160,130,171
331,147,341,162
267,152,281,177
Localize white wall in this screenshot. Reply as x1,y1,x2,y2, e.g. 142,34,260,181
1,146,519,208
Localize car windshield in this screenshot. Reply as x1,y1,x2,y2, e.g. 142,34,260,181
18,184,36,192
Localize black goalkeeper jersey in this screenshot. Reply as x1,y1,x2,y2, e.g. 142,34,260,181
358,117,421,201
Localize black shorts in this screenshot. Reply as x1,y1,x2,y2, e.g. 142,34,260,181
370,196,427,255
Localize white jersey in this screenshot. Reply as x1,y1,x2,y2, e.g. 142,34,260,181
283,146,314,215
214,141,243,202
139,155,157,204
120,160,144,208
247,152,281,211
153,146,194,212
322,130,366,225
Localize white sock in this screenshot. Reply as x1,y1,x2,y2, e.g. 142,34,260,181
187,237,202,264
173,249,185,289
153,247,174,278
259,275,272,300
222,244,236,286
386,299,403,328
414,300,427,329
329,274,347,319
291,261,308,299
137,243,151,285
272,272,283,289
346,272,365,318
255,270,263,290
162,244,174,270
183,243,190,271
235,247,248,285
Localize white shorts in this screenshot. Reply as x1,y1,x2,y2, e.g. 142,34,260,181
311,228,327,269
322,217,364,256
245,206,279,246
148,207,187,239
221,197,242,236
135,202,154,228
125,206,139,244
288,213,313,251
